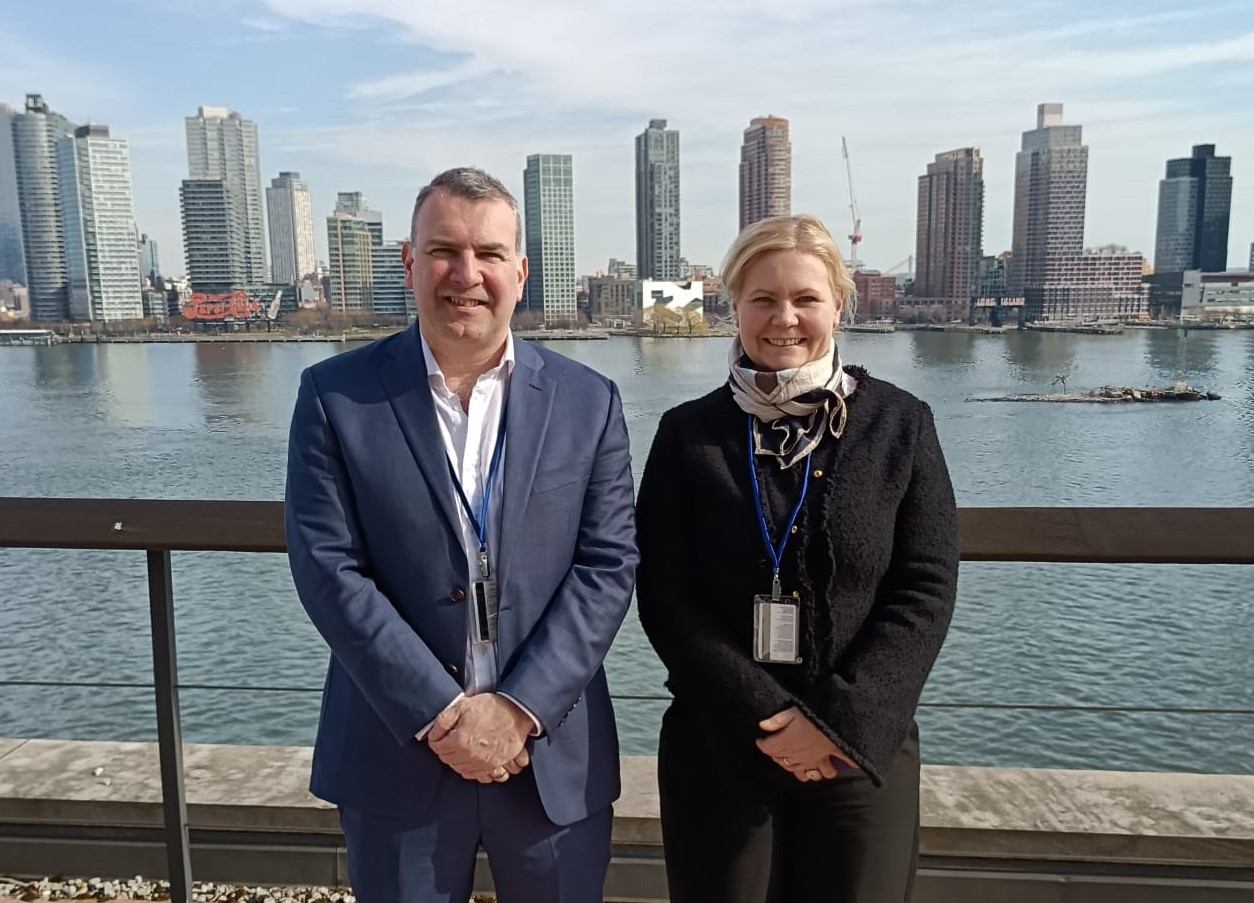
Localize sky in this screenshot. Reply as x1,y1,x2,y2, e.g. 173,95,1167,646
2,0,1253,279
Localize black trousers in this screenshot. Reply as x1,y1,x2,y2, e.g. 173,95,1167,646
657,705,921,903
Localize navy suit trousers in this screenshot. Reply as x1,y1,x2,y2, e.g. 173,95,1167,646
339,767,612,903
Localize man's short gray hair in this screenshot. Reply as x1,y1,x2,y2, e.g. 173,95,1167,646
410,167,523,254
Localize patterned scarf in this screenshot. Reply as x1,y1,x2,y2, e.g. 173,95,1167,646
728,336,857,469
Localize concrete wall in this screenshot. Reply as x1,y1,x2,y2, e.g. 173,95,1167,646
1,739,1252,901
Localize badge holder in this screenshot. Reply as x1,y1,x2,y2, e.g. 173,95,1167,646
472,549,498,645
753,573,802,665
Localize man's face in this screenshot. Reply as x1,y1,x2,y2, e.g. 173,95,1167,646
405,191,526,363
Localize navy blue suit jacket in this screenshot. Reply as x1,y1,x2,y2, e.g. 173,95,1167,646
284,324,638,826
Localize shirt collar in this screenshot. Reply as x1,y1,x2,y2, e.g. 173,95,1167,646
419,328,515,389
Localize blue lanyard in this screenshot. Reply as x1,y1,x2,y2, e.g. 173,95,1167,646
747,415,811,600
447,404,508,579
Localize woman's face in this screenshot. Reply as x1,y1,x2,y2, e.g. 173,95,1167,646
734,249,842,372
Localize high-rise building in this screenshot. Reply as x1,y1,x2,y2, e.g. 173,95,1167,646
523,153,576,326
635,119,681,280
185,106,267,283
12,94,76,320
138,233,160,286
1153,144,1233,274
1008,103,1087,297
327,192,383,312
180,179,243,294
266,171,316,284
1005,104,1142,319
914,147,984,301
0,103,26,285
739,116,791,230
371,239,411,318
56,125,142,321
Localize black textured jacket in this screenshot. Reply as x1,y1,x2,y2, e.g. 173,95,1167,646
636,368,959,786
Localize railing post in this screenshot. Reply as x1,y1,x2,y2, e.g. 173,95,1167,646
147,550,193,903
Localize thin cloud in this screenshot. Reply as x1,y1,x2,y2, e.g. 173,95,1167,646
15,0,1251,278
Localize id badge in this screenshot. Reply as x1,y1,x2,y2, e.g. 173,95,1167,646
753,594,802,664
471,580,499,644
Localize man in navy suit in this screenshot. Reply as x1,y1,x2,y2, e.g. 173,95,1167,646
285,167,638,902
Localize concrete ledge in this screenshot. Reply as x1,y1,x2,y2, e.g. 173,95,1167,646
2,739,1253,901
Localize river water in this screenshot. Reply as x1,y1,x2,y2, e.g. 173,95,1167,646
1,328,1251,773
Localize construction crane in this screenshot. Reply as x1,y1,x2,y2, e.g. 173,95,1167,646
841,137,862,272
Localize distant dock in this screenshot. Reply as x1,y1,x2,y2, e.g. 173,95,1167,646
0,329,55,346
1025,321,1124,335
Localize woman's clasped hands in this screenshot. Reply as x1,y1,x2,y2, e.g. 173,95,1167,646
757,706,859,782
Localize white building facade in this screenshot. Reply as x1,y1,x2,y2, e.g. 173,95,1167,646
266,171,316,284
56,125,142,321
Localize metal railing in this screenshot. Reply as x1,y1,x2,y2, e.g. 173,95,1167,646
2,498,1253,902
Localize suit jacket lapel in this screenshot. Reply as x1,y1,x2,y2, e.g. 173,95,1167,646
499,339,554,592
377,323,462,541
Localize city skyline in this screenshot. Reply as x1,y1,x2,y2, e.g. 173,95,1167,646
1,1,1252,280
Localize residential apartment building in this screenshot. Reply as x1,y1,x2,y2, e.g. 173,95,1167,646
266,171,316,284
371,239,411,318
185,106,267,283
56,125,142,321
0,103,25,285
523,153,577,326
852,271,897,321
180,179,243,294
739,116,791,230
1008,103,1087,299
12,94,76,320
635,119,681,280
327,193,383,312
915,147,983,302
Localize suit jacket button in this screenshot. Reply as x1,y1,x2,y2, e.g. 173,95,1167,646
450,588,466,602
446,663,459,676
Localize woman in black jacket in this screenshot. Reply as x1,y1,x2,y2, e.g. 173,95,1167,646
636,214,960,903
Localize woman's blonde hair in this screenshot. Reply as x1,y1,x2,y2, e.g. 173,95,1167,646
721,214,858,323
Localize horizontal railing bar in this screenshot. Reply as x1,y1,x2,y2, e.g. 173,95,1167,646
2,498,1252,563
0,680,1250,717
0,498,286,553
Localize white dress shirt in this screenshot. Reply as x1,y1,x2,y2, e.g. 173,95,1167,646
417,331,540,736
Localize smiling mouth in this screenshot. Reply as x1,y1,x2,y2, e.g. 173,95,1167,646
446,296,487,308
764,338,804,346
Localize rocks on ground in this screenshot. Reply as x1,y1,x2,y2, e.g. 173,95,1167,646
0,876,503,903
